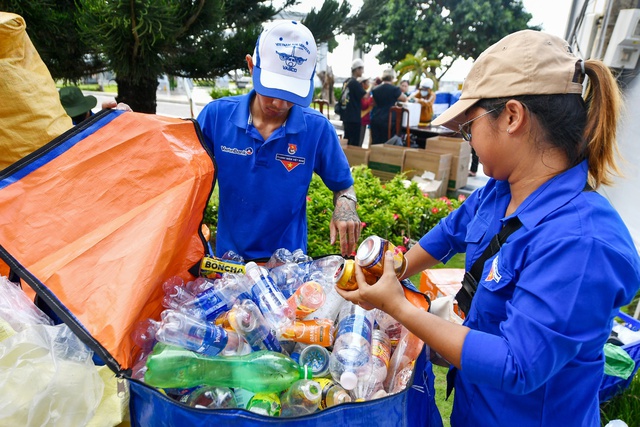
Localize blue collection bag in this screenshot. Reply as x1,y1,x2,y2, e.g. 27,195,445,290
0,109,443,427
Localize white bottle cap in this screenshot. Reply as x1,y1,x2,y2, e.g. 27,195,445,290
340,371,358,390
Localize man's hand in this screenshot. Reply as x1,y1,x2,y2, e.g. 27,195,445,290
330,189,361,256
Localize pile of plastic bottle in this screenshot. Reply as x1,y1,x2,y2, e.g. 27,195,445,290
131,247,425,417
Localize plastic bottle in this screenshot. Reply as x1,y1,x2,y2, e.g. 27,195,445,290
227,299,282,353
280,379,321,417
245,261,294,331
299,255,344,281
371,329,391,385
246,392,281,416
162,284,195,310
315,378,352,409
329,302,375,390
179,273,250,321
352,363,377,401
279,318,335,347
185,277,214,295
299,344,331,377
374,309,402,352
304,284,345,324
144,345,311,392
287,280,326,319
384,326,424,391
180,386,238,409
131,318,160,355
269,261,305,298
156,310,250,357
264,247,294,269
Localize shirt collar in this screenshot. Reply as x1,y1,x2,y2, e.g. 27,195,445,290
230,90,307,135
508,160,589,229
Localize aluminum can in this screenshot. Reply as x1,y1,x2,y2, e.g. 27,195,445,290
356,236,407,279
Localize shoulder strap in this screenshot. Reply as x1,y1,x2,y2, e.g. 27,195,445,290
455,217,522,315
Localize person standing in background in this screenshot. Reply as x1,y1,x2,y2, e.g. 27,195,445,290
341,58,367,146
358,76,373,147
370,68,407,144
408,79,436,125
197,20,361,260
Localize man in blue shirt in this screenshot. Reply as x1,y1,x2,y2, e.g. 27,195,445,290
198,20,360,260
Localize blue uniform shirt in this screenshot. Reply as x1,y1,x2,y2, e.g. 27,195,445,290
197,91,353,260
420,161,640,427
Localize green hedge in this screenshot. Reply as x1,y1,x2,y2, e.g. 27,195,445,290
203,165,464,257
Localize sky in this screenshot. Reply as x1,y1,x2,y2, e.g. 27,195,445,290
281,0,573,82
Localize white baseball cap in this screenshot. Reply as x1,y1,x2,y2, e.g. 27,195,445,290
351,58,364,70
253,20,317,107
420,79,434,89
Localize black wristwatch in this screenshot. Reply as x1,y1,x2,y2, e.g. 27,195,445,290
339,194,358,204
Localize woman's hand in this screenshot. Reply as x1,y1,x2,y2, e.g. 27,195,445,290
336,251,408,316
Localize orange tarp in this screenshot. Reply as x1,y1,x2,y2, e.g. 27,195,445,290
0,110,215,370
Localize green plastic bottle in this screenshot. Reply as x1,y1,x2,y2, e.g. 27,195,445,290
144,343,311,393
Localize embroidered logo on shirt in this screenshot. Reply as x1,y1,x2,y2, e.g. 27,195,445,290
221,146,253,156
276,152,305,172
485,256,502,283
288,144,297,155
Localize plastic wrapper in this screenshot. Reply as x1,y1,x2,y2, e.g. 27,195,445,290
0,276,104,426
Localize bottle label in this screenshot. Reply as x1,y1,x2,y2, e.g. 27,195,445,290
337,314,372,343
194,290,227,321
280,319,333,347
200,256,245,277
372,336,392,368
194,325,229,357
262,329,283,353
247,392,281,416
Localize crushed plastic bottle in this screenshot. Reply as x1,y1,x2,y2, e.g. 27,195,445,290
280,379,321,417
245,261,294,331
227,299,282,353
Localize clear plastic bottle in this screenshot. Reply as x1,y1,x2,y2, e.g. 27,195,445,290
264,247,294,269
384,326,424,391
184,276,214,295
315,378,352,409
156,310,250,357
131,318,160,355
280,379,321,417
299,344,331,377
179,273,250,321
299,255,344,282
180,386,238,409
304,284,345,324
287,280,326,319
227,299,282,353
371,329,391,385
245,261,294,331
144,345,311,392
269,261,305,298
328,302,375,390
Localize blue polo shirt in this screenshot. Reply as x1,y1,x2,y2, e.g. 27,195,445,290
420,161,640,427
197,91,353,260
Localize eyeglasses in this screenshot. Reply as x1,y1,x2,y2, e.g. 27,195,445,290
458,108,497,142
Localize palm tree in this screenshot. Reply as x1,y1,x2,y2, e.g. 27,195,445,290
394,48,440,90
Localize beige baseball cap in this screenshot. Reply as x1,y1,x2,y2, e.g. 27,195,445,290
433,30,585,130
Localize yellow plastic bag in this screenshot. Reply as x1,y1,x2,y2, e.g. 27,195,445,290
0,12,72,171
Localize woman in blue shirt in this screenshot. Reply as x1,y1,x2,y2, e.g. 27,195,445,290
337,30,640,426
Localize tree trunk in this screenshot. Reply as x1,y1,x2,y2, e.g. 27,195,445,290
115,76,158,114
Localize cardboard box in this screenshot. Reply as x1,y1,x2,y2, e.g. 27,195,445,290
402,150,452,197
420,268,466,318
342,146,370,167
424,136,471,190
425,136,472,157
368,145,413,181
